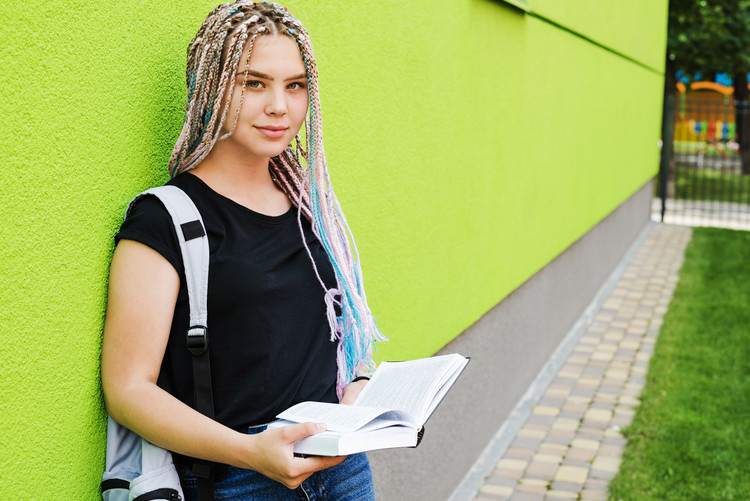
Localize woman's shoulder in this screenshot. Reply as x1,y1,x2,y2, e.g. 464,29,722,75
115,182,185,272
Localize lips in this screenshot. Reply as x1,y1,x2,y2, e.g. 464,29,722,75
255,125,288,139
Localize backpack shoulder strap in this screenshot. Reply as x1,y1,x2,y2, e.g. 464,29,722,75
128,185,208,342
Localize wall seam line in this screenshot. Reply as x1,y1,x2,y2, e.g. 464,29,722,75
528,11,663,76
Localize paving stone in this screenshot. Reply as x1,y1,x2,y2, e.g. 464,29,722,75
480,484,514,496
561,402,587,414
566,354,589,364
554,465,589,484
514,483,547,495
486,476,518,488
591,456,620,473
511,437,543,450
619,340,640,351
597,444,622,458
539,442,568,453
525,461,559,479
590,351,613,362
558,410,585,421
506,448,535,459
524,422,552,431
546,430,575,444
570,387,595,398
588,468,617,481
519,478,549,487
579,428,607,441
576,377,600,388
583,477,609,490
584,408,613,422
589,401,615,411
604,369,629,380
602,434,626,445
550,480,584,492
545,490,579,500
580,489,608,500
611,415,633,427
582,366,605,376
492,467,524,480
545,388,570,398
527,413,556,426
519,427,548,439
586,361,609,369
533,406,560,417
497,458,529,470
618,396,639,407
566,395,592,405
551,418,580,432
538,397,566,408
570,438,600,450
561,458,592,468
564,447,596,462
532,453,563,464
508,493,545,501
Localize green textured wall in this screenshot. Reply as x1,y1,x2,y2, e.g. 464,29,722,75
532,0,669,72
1,0,667,497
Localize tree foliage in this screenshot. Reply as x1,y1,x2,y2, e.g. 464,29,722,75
668,0,750,78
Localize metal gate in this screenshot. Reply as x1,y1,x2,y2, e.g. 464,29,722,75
655,93,750,230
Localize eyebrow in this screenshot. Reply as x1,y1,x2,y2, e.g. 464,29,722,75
238,69,306,81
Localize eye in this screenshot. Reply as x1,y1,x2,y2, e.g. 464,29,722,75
287,81,307,90
243,80,263,89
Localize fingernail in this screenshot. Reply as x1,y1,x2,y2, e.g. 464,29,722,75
315,423,326,432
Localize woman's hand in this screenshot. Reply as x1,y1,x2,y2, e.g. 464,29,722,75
339,379,368,405
244,423,345,489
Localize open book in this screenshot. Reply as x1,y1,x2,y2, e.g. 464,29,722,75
267,353,469,456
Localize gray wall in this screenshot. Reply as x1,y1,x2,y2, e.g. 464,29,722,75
369,181,653,500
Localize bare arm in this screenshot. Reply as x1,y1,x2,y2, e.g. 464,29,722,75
101,240,344,488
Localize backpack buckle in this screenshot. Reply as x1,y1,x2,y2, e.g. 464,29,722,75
187,326,208,356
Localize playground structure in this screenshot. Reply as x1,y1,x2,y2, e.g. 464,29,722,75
673,81,745,165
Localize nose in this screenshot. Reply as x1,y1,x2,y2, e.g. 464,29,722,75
265,86,287,116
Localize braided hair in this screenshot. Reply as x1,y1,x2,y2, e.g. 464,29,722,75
169,1,385,396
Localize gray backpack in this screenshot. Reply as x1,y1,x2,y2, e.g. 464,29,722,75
101,186,215,501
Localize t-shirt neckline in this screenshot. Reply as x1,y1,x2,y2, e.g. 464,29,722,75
183,172,296,224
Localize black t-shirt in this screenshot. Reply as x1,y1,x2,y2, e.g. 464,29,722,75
116,173,339,431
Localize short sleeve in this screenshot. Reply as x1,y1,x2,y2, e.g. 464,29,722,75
115,194,184,274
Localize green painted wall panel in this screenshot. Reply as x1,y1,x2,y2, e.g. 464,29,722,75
531,0,669,72
1,0,666,497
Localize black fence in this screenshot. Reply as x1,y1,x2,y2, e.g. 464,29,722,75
656,94,750,230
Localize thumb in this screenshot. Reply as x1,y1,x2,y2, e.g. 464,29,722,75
283,422,327,442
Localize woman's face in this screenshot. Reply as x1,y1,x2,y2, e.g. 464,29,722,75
220,34,308,160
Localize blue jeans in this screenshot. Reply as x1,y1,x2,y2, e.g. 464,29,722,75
178,425,375,500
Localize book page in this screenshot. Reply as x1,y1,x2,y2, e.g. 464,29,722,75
354,354,466,420
277,401,415,433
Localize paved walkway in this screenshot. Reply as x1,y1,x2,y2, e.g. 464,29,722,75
471,223,693,501
651,198,750,231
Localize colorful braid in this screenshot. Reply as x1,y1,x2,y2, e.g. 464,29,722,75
169,1,386,397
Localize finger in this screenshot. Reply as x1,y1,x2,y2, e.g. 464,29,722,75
296,454,347,472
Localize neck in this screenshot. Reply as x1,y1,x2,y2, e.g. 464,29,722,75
191,139,273,189
187,140,291,216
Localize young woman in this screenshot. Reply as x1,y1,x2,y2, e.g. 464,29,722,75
101,2,384,499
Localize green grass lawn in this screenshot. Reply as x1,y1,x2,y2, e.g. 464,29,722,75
609,227,750,500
